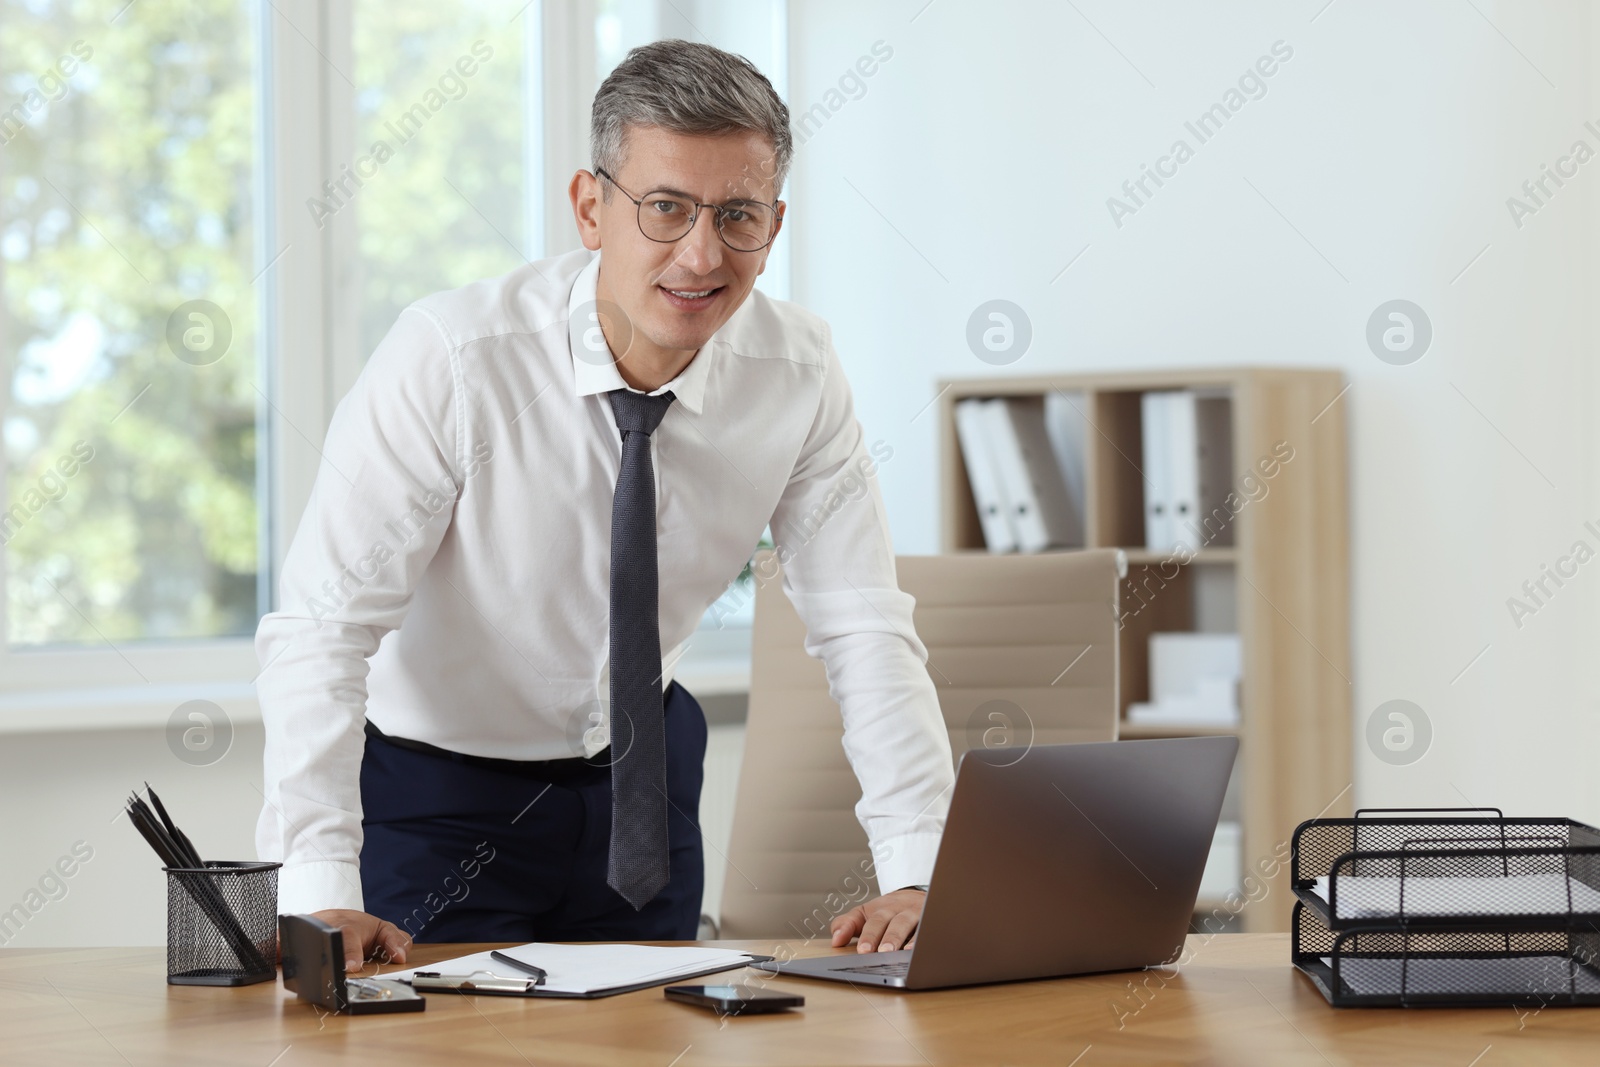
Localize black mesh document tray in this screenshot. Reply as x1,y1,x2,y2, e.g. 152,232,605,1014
1292,808,1600,930
1293,900,1600,1007
1288,808,1600,1007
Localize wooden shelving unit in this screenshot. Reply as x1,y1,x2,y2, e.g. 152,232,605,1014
938,367,1352,932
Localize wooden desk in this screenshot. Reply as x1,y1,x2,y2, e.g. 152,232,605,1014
4,935,1599,1066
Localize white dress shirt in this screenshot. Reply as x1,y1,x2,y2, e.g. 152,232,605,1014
256,248,955,915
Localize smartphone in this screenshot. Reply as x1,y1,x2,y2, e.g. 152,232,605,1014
664,983,804,1015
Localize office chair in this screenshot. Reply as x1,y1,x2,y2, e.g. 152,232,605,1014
717,548,1124,940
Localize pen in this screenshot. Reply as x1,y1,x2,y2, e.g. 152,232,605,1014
490,950,548,984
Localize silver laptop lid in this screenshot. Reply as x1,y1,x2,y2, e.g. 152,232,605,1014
904,736,1238,989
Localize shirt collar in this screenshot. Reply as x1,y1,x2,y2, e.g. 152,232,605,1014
566,252,711,416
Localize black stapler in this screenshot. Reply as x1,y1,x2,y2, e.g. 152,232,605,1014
279,913,424,1015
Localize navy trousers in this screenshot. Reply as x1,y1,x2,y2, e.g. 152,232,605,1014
359,681,707,942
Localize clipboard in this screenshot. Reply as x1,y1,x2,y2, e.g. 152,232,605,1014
392,946,776,999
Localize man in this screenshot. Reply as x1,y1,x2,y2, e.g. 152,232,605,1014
256,39,954,971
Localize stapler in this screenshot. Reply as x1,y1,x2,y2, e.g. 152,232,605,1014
279,913,424,1015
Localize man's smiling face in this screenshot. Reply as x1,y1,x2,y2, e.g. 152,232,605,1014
575,125,784,371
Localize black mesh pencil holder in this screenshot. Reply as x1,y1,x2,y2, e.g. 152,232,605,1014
164,861,281,986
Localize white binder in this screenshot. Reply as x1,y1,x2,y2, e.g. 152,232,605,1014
982,399,1050,552
955,398,1018,553
1140,391,1174,550
1043,391,1089,540
1166,391,1200,552
998,397,1083,550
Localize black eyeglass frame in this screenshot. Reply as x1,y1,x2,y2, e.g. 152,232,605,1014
594,166,783,252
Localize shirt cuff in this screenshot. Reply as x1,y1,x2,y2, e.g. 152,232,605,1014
872,831,945,896
277,860,366,916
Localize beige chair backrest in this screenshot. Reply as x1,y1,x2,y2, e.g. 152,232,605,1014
718,549,1123,940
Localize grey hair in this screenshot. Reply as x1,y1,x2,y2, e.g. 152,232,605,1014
591,39,792,200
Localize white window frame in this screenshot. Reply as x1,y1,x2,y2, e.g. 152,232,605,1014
0,0,780,728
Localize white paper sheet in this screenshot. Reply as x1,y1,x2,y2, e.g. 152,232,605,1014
1311,873,1600,919
385,942,760,996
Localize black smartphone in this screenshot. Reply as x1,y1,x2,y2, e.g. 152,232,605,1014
664,983,804,1015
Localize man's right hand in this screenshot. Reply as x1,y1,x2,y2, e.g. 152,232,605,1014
311,909,412,973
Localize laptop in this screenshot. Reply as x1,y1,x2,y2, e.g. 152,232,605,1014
750,736,1238,990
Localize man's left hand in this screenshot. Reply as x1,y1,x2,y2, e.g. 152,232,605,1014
830,888,927,953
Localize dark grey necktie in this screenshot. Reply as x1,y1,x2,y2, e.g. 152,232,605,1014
605,387,677,910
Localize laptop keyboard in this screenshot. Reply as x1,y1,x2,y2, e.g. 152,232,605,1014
836,960,910,977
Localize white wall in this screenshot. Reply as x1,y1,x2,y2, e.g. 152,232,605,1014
0,724,265,948
786,0,1600,819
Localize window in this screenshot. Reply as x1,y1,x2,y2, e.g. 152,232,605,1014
350,3,542,362
2,0,266,648
0,0,786,700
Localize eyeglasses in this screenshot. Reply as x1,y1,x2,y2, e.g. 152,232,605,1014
594,167,781,252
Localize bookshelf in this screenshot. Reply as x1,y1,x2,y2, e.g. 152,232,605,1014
938,367,1352,933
